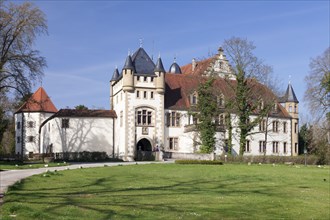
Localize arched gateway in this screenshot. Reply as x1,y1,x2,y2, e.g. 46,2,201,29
136,138,152,151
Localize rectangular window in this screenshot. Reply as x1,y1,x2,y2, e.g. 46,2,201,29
245,140,250,153
169,112,181,127
27,121,35,128
143,91,147,99
272,121,279,132
136,109,153,126
169,137,178,150
259,141,266,153
17,136,21,144
62,119,69,128
283,122,287,133
17,122,21,129
136,90,140,98
27,136,35,143
193,115,198,125
150,92,154,99
283,142,287,154
272,141,279,153
259,120,266,132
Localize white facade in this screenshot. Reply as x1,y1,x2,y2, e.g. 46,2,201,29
15,112,55,156
39,116,115,156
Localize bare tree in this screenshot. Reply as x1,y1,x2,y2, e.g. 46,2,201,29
304,47,330,122
222,37,275,155
0,1,47,96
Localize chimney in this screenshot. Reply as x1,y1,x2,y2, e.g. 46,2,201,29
192,58,196,72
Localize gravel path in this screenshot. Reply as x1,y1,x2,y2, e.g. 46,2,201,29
0,161,174,203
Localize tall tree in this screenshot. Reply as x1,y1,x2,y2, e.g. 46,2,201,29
0,1,47,96
222,37,274,155
304,47,330,122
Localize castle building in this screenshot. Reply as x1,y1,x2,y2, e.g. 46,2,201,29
15,47,299,161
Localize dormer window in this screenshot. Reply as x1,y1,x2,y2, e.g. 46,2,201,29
272,103,278,112
190,92,198,105
258,98,264,110
217,94,225,108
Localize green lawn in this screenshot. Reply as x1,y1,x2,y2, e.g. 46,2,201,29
0,161,68,170
1,164,329,220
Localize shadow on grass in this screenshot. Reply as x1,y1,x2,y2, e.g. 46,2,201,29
2,165,328,219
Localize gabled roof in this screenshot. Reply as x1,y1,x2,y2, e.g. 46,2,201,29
54,109,117,118
280,83,299,103
164,74,291,118
180,57,216,75
131,48,155,75
15,87,58,113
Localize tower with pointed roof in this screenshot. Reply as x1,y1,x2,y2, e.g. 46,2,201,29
280,83,299,156
110,47,166,161
15,87,58,159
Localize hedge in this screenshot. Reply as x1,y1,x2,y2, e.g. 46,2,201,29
175,160,223,165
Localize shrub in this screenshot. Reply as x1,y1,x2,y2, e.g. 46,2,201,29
175,160,223,165
217,155,321,165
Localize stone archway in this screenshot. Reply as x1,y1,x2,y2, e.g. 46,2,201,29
136,138,152,151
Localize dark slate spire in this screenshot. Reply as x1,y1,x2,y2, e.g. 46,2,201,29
154,57,165,73
283,83,299,103
123,55,135,71
131,47,155,74
110,67,120,81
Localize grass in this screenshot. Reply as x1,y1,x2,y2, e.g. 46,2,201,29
0,161,69,170
0,164,329,220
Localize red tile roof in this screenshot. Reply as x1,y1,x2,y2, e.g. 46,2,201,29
15,87,58,113
180,57,216,75
165,73,291,118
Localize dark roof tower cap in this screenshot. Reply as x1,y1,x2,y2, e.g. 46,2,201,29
154,57,165,73
110,67,120,81
123,55,135,71
169,62,182,74
283,83,299,103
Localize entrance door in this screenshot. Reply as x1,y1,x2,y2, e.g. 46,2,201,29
136,138,152,151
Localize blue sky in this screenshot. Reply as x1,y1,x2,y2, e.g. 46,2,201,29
28,0,329,120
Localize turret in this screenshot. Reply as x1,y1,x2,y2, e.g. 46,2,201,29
122,55,134,92
283,83,299,119
281,82,299,156
154,57,165,94
110,68,120,110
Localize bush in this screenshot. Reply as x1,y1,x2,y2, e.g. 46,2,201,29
175,160,223,165
217,155,322,165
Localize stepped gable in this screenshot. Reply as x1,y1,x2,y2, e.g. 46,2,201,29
131,48,155,75
16,87,58,113
165,74,291,118
54,109,117,118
